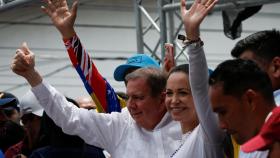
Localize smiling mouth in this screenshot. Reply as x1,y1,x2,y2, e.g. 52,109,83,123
170,107,186,112
131,112,142,118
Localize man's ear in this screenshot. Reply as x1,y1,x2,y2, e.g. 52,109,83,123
243,89,258,111
157,91,167,112
271,57,280,78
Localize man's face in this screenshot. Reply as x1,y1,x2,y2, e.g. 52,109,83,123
21,113,41,145
209,84,256,144
126,77,165,130
9,109,20,124
0,108,20,123
0,110,7,121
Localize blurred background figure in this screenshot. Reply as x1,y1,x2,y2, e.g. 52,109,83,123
0,92,20,123
20,90,106,158
30,97,106,158
0,120,25,156
0,92,26,158
19,90,47,157
76,96,97,110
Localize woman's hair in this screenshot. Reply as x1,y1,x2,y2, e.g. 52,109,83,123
167,64,189,79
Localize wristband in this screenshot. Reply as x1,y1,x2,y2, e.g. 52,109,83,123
178,34,204,48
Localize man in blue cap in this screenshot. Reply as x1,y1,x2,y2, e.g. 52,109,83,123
0,92,25,157
0,92,20,123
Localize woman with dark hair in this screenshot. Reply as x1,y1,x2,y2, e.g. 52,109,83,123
165,63,224,158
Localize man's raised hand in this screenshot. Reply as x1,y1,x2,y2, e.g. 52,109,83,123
11,42,42,87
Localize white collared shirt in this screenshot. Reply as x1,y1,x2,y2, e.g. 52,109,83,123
31,81,182,158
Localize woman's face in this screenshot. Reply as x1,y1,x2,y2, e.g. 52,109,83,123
165,72,197,123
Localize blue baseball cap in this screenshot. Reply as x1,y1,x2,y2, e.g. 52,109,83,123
114,54,160,81
0,98,16,107
0,92,19,111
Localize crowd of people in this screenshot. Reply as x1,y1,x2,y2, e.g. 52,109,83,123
1,0,279,158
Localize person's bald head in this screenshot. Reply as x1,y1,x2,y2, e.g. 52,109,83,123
76,96,96,110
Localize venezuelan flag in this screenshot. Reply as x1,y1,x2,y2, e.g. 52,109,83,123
64,35,124,113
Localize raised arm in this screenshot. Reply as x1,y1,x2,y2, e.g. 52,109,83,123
180,0,224,143
11,43,128,151
41,0,124,113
